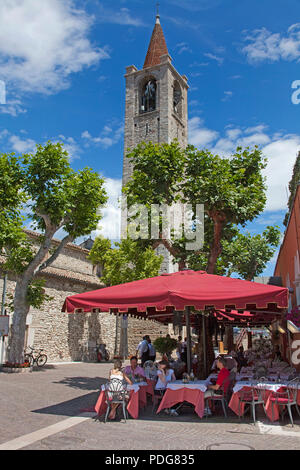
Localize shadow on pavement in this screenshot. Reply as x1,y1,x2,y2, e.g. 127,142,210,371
52,376,107,391
32,391,99,417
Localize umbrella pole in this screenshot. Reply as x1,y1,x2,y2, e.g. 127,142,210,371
185,307,192,374
202,314,207,377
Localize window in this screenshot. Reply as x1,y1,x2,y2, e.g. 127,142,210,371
140,79,157,113
173,81,182,117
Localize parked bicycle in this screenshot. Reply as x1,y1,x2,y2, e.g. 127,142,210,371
24,346,48,367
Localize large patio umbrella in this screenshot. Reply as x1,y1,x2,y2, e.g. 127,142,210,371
62,270,288,373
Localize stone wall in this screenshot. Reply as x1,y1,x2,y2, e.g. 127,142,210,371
0,273,169,363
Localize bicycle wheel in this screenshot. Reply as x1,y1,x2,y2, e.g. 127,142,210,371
37,354,47,367
24,354,33,366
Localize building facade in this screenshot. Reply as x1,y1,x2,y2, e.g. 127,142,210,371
274,184,300,310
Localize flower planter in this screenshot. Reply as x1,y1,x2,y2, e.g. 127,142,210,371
1,366,33,373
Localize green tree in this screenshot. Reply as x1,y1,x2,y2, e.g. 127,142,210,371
283,151,300,226
0,142,108,363
222,226,281,281
184,146,267,274
124,142,268,275
88,236,163,286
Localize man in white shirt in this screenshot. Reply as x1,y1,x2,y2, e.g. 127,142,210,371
136,335,150,366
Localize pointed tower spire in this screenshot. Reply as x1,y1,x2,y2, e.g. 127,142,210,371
143,8,169,69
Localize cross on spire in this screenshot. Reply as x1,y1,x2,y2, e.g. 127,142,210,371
156,2,160,23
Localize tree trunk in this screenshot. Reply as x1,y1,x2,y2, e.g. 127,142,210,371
206,211,227,274
8,279,30,363
195,316,215,379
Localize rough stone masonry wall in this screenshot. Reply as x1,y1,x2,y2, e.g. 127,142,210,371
127,316,168,357
0,275,169,363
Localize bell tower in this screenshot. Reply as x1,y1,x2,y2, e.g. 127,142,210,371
122,12,189,186
122,12,189,273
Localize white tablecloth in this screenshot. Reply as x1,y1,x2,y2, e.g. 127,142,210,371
166,380,207,392
233,381,300,394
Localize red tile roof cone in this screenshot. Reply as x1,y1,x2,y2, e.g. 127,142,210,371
143,14,169,69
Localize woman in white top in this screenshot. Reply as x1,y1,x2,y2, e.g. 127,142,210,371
155,360,176,391
108,359,132,420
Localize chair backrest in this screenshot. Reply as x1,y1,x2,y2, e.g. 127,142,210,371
104,378,126,402
287,377,300,401
222,373,235,401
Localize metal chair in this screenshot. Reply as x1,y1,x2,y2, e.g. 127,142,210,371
104,378,128,423
152,389,165,414
238,379,268,424
269,378,300,426
205,373,235,418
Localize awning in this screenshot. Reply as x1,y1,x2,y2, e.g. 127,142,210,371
63,270,288,320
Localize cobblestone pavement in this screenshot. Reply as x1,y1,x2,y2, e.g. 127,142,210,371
1,362,300,450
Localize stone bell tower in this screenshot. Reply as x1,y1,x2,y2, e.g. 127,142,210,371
122,12,189,273
122,12,189,186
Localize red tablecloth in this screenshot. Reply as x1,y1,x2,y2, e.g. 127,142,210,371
95,389,139,419
229,387,300,422
156,388,205,418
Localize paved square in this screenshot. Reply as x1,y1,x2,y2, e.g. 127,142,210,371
1,362,300,450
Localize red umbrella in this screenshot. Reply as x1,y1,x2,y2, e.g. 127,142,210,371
63,270,288,315
63,270,288,374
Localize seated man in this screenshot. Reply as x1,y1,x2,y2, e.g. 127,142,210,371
225,355,238,373
124,356,145,381
205,356,231,399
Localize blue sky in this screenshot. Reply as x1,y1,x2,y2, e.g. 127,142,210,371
1,0,300,276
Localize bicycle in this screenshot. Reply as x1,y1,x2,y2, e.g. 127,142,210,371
24,346,48,367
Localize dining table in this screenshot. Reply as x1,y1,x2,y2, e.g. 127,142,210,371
229,380,300,422
156,380,208,418
94,380,152,419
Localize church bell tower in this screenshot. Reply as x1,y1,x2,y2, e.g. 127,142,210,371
122,12,189,186
122,12,189,273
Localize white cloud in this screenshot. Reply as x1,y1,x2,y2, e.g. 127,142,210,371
97,5,144,27
242,24,300,63
0,0,109,96
82,124,124,149
188,117,300,212
1,130,81,161
0,98,27,117
9,134,36,153
175,42,192,55
189,117,219,147
96,178,122,240
204,52,224,65
221,91,233,102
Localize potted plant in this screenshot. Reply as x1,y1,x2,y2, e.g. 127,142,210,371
153,337,178,359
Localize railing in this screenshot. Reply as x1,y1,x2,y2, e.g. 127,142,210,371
236,328,248,349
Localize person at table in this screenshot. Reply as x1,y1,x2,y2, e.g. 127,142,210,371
205,356,230,398
124,356,145,382
236,346,247,371
181,337,187,364
107,359,133,420
155,360,176,393
176,336,183,360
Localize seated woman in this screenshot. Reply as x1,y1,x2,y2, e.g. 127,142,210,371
107,359,132,420
155,360,176,393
